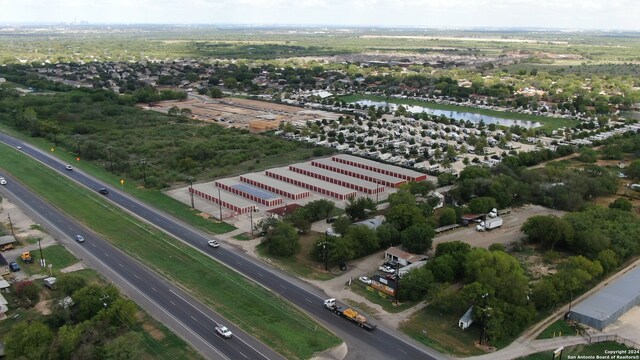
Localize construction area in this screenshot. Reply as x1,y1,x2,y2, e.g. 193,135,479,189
151,96,341,132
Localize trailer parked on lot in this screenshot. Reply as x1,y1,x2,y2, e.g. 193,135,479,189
476,217,503,231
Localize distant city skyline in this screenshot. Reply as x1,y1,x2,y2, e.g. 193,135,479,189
0,0,638,31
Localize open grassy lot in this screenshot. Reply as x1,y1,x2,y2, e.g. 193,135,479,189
256,231,335,281
517,342,632,360
0,143,341,359
19,244,79,276
348,280,418,313
0,269,204,360
340,94,578,131
536,319,581,339
400,304,486,357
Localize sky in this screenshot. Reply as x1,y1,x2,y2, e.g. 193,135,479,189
0,0,638,31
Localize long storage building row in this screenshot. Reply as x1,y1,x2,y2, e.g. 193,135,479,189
331,154,427,182
265,167,357,200
240,173,311,200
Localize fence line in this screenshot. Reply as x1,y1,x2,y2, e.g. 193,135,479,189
588,334,640,350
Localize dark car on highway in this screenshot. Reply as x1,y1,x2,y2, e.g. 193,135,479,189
98,187,109,195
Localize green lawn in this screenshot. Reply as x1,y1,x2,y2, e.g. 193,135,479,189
255,234,336,281
349,280,418,313
400,305,486,357
517,341,632,360
0,142,341,359
339,94,577,131
536,319,580,339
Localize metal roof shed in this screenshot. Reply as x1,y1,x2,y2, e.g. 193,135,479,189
570,266,640,330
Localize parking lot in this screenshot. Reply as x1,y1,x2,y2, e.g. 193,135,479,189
432,204,565,252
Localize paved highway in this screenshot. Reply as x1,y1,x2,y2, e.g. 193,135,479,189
0,133,449,360
0,148,283,360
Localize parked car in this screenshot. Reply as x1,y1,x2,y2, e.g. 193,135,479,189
9,261,20,272
207,240,220,248
383,260,398,268
98,187,109,195
378,265,395,274
75,235,85,243
215,324,233,339
0,177,6,185
65,165,73,171
359,276,372,285
1,244,13,251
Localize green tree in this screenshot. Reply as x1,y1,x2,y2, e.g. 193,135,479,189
596,249,618,274
401,223,435,253
331,216,352,236
57,274,87,296
531,278,560,311
345,197,376,221
626,160,640,179
209,87,224,98
386,204,425,231
265,221,300,256
427,254,457,283
376,223,401,248
397,267,435,302
104,333,142,360
55,324,83,359
387,190,416,207
344,225,379,258
609,197,632,211
577,147,598,163
438,207,457,226
5,321,53,360
521,215,574,250
468,197,498,214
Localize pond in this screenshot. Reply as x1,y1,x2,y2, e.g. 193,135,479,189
354,100,543,129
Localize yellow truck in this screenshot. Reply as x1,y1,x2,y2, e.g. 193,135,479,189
21,251,34,263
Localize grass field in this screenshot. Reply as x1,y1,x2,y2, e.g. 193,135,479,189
517,341,632,360
339,94,578,131
400,304,486,356
0,142,341,359
255,231,335,281
536,319,580,339
348,280,418,313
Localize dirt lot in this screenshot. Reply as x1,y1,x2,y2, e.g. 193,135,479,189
151,96,341,132
432,204,565,252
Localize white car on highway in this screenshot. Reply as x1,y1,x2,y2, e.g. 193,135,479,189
207,240,220,248
0,177,6,185
215,324,233,338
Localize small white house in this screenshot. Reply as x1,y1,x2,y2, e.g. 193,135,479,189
459,306,474,330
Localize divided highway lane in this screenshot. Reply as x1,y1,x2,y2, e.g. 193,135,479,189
1,134,448,360
0,173,282,360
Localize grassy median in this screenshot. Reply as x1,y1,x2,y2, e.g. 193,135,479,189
0,142,340,359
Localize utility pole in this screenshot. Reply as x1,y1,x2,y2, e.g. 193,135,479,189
317,237,329,271
7,214,15,237
38,238,45,267
395,262,400,305
218,187,223,220
479,293,489,345
250,209,254,238
187,176,195,209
